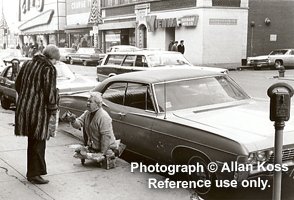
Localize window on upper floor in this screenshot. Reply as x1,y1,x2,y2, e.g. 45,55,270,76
212,0,240,7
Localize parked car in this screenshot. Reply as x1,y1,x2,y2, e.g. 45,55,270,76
247,49,294,70
66,47,105,66
59,48,76,63
108,45,140,52
58,68,294,198
96,50,228,82
0,59,6,73
0,61,97,109
0,49,31,65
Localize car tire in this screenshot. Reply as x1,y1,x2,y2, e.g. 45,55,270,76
83,60,87,66
69,58,74,65
188,156,216,199
1,97,11,110
274,60,283,69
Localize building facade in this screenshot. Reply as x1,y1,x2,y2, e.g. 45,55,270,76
247,0,294,58
99,0,249,66
18,0,66,47
65,0,100,49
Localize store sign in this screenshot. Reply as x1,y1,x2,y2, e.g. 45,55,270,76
105,34,120,42
146,15,178,32
21,0,44,13
67,0,92,15
181,16,198,27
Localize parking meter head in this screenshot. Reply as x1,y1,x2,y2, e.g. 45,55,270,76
267,83,294,121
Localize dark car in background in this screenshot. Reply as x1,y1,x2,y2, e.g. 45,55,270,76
66,47,105,66
59,48,76,63
96,50,228,82
59,68,294,198
0,61,96,109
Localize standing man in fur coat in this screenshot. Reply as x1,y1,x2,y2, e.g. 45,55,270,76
15,44,60,184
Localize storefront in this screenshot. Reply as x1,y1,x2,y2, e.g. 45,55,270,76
135,2,248,66
98,20,136,52
65,0,99,49
18,0,66,48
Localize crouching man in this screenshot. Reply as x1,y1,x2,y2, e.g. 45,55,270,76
68,91,117,165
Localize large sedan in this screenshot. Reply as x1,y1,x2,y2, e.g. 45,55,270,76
66,47,105,66
59,68,294,198
97,50,228,82
247,49,294,70
59,48,76,63
0,61,97,109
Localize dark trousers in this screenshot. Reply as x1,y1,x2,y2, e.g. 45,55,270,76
26,137,47,178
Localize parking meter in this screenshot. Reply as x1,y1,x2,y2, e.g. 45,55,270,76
267,83,294,121
267,82,293,200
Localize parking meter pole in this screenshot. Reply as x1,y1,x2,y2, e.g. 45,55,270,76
272,120,285,200
267,83,294,200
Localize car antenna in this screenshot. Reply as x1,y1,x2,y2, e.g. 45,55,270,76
164,80,167,119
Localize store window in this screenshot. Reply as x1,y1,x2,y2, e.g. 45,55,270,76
71,33,93,49
104,29,136,52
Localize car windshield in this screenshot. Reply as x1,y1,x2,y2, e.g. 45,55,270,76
269,50,288,55
154,76,250,112
147,53,191,67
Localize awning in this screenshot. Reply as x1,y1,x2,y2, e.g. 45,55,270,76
19,30,64,36
98,21,136,30
64,24,93,34
18,9,54,31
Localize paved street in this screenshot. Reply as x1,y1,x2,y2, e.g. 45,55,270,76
1,64,294,200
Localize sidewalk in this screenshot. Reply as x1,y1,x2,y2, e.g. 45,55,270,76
0,108,193,200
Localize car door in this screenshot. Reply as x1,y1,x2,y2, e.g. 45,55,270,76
287,50,294,66
0,66,17,100
117,55,136,75
101,82,157,158
79,48,91,62
97,55,124,81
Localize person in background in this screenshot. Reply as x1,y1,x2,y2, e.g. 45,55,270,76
15,44,60,184
39,40,45,53
178,40,185,54
168,39,174,51
23,43,29,57
171,41,178,51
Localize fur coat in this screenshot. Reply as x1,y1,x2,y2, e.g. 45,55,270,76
15,54,59,140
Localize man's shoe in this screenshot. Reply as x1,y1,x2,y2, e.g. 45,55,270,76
28,176,49,184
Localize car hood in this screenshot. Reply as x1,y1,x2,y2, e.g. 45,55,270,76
171,100,294,152
248,55,269,60
58,74,96,94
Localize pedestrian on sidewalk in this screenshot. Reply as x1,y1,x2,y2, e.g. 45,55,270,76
178,40,185,54
67,91,116,157
171,41,178,51
15,44,60,184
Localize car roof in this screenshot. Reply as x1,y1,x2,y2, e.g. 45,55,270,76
102,68,222,85
106,50,181,56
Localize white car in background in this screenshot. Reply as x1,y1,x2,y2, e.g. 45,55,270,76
108,45,140,52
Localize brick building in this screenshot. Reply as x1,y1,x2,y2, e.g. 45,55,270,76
247,0,294,58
